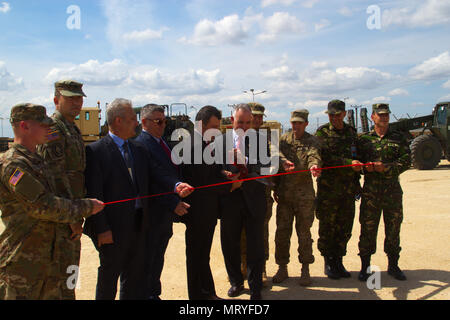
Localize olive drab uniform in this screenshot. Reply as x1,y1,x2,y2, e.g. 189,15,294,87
358,128,411,259
315,122,362,258
0,144,93,300
36,111,86,300
274,131,321,266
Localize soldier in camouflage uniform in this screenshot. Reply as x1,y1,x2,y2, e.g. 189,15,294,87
272,109,321,286
239,103,274,283
0,103,104,300
36,80,87,300
358,103,411,281
315,100,364,280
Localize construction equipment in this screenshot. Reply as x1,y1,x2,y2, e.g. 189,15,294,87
74,105,102,145
360,102,450,170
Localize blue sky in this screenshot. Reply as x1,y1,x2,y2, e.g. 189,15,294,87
1,0,450,137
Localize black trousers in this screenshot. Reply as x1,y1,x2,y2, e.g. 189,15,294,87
94,210,145,300
184,210,218,300
145,211,173,298
220,192,266,296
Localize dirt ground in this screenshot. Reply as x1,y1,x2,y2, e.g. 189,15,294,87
1,161,449,300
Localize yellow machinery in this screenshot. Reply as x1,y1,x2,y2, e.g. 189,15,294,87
74,106,102,145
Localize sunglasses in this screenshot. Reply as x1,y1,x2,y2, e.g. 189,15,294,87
147,118,167,125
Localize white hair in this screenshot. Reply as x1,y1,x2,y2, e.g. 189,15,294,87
106,98,132,125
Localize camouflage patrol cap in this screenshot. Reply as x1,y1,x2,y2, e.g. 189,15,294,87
55,79,86,97
248,102,266,117
372,103,391,114
326,99,346,115
291,109,309,123
10,103,54,125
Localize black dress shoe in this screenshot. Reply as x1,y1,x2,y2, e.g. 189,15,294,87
227,284,244,297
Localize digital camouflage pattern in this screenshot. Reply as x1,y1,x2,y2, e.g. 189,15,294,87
358,128,411,258
315,122,362,257
274,131,321,265
36,110,87,299
0,144,93,300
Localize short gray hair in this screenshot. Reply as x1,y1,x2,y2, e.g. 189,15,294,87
141,104,165,120
232,103,252,117
107,98,132,125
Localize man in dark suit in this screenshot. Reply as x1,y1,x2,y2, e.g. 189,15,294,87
84,98,193,300
180,105,240,300
219,103,268,300
135,104,189,300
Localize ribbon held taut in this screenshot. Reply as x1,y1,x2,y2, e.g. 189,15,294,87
102,162,376,206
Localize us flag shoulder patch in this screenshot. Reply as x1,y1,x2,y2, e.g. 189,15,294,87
47,130,60,142
9,169,25,186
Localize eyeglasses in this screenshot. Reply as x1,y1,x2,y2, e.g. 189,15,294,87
146,118,166,125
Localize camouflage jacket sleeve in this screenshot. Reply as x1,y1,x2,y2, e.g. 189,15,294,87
386,133,411,177
1,161,93,223
36,121,72,197
306,136,322,169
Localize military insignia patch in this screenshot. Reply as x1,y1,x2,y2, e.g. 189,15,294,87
47,130,60,142
9,169,25,186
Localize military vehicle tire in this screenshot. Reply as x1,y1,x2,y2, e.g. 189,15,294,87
410,135,442,170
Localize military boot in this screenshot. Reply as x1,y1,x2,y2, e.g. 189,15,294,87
272,265,288,284
358,255,372,282
336,257,351,278
324,257,340,280
299,264,311,287
388,255,407,281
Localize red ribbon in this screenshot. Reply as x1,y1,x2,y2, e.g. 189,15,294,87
103,162,374,206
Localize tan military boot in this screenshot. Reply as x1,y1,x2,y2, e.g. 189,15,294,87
272,265,288,284
299,264,311,287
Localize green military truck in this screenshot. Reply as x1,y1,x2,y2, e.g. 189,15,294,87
359,101,450,170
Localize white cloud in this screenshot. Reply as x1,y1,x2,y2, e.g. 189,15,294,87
180,14,252,46
314,19,331,32
382,0,450,28
442,80,450,89
128,68,224,96
257,12,306,42
261,0,319,8
0,2,10,13
261,65,298,80
408,51,450,80
123,27,169,42
389,88,409,96
299,66,393,93
45,59,129,87
182,11,305,46
0,62,24,91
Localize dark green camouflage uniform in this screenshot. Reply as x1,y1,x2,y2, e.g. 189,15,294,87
315,122,361,258
0,144,93,300
358,128,410,258
274,131,321,265
37,110,87,299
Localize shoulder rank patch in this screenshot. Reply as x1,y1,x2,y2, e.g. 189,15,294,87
9,168,25,186
46,130,60,142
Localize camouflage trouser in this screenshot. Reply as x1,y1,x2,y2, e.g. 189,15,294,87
0,258,65,300
275,199,315,265
358,182,403,258
56,225,81,300
241,194,274,263
316,195,355,258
